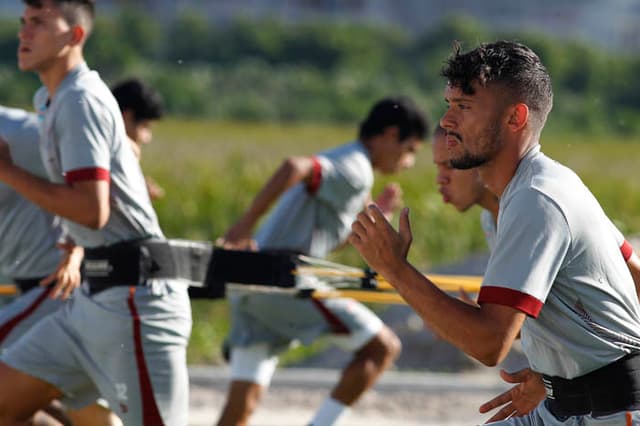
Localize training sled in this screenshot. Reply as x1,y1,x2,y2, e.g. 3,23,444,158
1,243,482,304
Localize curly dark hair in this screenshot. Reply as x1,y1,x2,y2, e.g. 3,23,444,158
441,40,553,131
24,0,95,35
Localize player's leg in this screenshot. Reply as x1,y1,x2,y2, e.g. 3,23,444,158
217,344,279,426
329,324,400,404
0,362,63,424
86,285,191,426
66,403,123,426
307,297,400,425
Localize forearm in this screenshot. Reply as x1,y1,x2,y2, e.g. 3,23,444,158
381,260,520,365
0,164,108,229
238,158,311,229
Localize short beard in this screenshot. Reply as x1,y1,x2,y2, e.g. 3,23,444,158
450,152,490,169
450,119,502,170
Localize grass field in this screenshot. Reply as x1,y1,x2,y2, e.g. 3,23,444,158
142,119,640,364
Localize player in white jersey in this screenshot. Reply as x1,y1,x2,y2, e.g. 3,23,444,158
350,41,640,424
0,105,67,323
0,1,191,425
217,97,429,426
0,105,122,426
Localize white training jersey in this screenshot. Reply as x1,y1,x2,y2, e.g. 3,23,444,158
479,145,640,378
255,141,373,258
34,63,163,248
0,106,62,279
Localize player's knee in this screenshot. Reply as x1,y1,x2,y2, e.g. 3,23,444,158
358,327,401,366
384,329,402,362
373,326,402,362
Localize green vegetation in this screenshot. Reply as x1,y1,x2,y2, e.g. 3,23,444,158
143,120,640,363
1,13,639,135
1,8,638,364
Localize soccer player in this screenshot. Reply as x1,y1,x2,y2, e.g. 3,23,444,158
0,1,191,424
217,96,429,426
350,41,640,424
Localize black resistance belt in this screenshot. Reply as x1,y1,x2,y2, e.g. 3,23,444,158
83,239,213,295
543,351,640,418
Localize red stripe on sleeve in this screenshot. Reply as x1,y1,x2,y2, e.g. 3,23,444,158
64,167,110,184
306,157,322,195
478,286,544,318
620,240,634,262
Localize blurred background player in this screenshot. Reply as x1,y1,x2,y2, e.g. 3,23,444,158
216,96,429,426
112,77,165,200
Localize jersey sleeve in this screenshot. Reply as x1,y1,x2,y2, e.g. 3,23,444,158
607,218,634,261
53,91,113,183
312,155,366,209
479,189,571,318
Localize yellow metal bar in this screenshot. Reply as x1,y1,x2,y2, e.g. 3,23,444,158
0,284,18,296
295,267,482,293
312,289,408,304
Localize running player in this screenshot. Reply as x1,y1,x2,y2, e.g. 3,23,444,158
112,77,165,200
0,105,121,426
350,41,640,424
0,1,191,424
217,96,429,426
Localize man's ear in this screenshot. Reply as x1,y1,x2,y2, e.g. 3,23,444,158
382,125,400,142
507,103,529,132
69,25,86,46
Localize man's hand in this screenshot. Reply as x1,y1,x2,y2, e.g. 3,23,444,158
349,205,412,277
215,220,258,251
373,183,403,220
40,243,84,300
479,368,545,423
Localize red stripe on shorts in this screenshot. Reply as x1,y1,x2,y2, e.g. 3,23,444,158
0,286,53,344
127,287,164,426
311,298,350,334
64,167,110,184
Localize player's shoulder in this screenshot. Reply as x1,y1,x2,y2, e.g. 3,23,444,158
319,141,373,186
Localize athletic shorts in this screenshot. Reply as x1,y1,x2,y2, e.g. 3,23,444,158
0,286,65,351
1,280,192,426
228,291,383,356
486,400,640,425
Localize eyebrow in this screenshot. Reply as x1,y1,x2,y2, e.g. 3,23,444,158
445,96,475,103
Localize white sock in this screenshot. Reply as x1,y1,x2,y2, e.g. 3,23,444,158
309,397,349,426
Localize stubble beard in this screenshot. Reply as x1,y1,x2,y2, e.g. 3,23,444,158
450,120,503,170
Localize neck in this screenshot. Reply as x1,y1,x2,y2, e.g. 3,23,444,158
479,132,538,198
478,190,500,223
39,50,83,100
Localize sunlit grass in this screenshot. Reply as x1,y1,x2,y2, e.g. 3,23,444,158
141,120,640,363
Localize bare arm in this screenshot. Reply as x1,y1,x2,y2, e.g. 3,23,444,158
219,156,316,249
349,205,525,366
0,140,109,229
625,251,640,301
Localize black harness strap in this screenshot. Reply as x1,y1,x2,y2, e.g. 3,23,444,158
84,239,213,295
543,351,640,418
